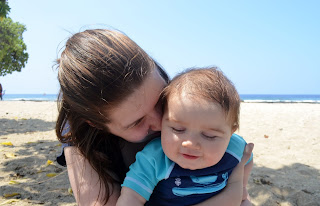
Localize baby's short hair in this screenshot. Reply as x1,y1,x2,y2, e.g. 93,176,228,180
162,67,240,131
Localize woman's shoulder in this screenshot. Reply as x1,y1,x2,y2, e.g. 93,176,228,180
56,143,72,166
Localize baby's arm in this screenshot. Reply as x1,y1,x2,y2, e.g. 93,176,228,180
116,187,146,206
118,139,167,205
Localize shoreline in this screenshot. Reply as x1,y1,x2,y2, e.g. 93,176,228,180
0,102,320,205
2,94,320,104
2,100,320,104
1,100,58,102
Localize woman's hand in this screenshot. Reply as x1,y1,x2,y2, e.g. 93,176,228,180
228,143,254,206
228,143,254,185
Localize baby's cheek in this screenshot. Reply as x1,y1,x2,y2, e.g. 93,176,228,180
173,134,180,142
162,136,175,153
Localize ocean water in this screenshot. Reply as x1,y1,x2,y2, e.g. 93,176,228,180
1,94,320,103
240,94,320,103
1,94,59,101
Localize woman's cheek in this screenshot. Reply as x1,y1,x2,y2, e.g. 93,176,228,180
136,124,149,141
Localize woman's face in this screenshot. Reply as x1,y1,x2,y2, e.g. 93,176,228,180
106,69,167,143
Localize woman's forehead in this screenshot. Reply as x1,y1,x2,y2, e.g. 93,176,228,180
108,69,166,129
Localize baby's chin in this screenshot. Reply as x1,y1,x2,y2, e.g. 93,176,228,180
177,164,202,171
175,161,214,171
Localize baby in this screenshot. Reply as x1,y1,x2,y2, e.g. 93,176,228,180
117,67,253,206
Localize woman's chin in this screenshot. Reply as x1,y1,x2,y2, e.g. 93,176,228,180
147,131,161,138
126,131,161,144
140,131,161,143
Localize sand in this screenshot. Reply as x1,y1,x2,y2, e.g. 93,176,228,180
0,101,319,206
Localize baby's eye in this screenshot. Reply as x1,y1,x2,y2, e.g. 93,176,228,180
171,127,185,133
202,133,216,140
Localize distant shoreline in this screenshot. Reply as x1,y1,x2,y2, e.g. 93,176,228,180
1,94,320,103
1,100,320,104
1,99,58,102
240,100,320,104
1,94,58,102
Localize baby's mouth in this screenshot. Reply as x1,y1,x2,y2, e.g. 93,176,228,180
182,153,199,160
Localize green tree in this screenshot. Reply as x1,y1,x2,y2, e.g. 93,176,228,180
0,0,10,19
0,3,28,76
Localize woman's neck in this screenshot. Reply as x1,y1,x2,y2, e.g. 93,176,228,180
121,132,160,167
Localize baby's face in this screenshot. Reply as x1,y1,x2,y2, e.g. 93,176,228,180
161,92,233,170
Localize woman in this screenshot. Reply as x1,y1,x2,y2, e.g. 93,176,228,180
56,29,253,206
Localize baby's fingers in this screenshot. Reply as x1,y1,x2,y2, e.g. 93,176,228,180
228,143,254,184
240,143,254,166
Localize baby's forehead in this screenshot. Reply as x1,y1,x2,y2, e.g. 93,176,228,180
166,86,213,103
165,90,235,122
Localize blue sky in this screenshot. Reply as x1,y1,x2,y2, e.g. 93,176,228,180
0,0,319,94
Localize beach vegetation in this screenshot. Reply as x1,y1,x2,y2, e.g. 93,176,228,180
0,0,29,76
0,0,10,19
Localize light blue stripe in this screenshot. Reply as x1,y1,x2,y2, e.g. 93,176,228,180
124,177,153,194
190,175,218,185
172,175,228,196
165,162,175,179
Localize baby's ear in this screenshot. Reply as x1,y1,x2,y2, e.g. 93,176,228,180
231,123,238,133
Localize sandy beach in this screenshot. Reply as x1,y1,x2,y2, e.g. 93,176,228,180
0,101,319,206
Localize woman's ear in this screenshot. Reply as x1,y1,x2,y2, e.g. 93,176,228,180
85,120,104,130
86,120,97,128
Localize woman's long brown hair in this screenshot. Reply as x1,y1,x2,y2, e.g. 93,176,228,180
55,29,169,204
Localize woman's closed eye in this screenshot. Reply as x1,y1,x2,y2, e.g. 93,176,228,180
127,117,144,129
134,118,145,128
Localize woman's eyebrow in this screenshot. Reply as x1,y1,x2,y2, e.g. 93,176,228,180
123,117,144,130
